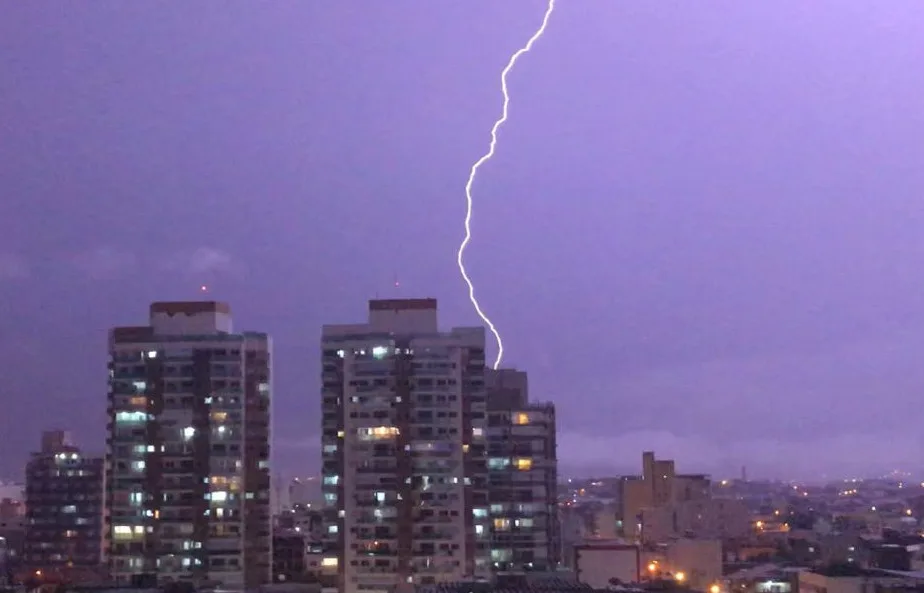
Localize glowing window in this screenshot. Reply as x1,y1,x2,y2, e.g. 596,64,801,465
514,413,530,425
357,426,399,441
493,518,510,531
321,557,338,567
115,411,147,424
515,458,533,471
487,457,510,470
372,346,389,359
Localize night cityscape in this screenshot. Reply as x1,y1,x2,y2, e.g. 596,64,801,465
3,3,924,593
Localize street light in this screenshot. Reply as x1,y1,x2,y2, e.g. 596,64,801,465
675,572,686,583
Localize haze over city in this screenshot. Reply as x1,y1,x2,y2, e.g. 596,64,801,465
3,2,924,481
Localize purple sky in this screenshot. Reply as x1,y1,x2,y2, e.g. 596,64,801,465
2,2,924,481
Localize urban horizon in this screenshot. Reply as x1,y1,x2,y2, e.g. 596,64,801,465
0,294,919,484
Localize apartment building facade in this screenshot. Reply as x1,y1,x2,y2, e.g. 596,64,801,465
485,369,560,572
321,298,491,593
23,431,104,578
106,301,272,588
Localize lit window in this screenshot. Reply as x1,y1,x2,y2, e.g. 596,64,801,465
131,460,146,472
515,518,534,528
472,427,484,437
146,350,157,359
115,411,147,424
321,557,338,567
327,525,338,534
62,505,77,513
372,346,389,359
182,427,196,440
210,491,228,502
211,411,227,422
514,413,530,425
132,381,146,392
515,458,532,471
487,457,510,469
357,426,399,441
473,508,488,518
323,475,340,486
493,518,510,531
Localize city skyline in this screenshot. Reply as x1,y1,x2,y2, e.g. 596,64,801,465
4,2,924,480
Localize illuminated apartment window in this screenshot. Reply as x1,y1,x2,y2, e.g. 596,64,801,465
515,458,532,471
487,457,510,470
115,411,147,424
357,426,399,440
129,396,146,406
493,518,510,531
513,412,530,425
210,411,228,422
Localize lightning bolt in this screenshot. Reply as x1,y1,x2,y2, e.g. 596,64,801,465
457,0,556,370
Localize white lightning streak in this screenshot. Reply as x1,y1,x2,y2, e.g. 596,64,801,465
457,0,556,371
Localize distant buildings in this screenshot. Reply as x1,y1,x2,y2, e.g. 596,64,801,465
321,298,491,592
618,451,748,542
105,300,272,588
22,430,104,579
573,538,721,591
288,476,323,508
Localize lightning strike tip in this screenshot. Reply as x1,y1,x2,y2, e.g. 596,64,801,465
456,0,555,371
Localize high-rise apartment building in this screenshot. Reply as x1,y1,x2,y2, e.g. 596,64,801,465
106,301,272,588
485,369,560,573
321,298,490,593
23,431,104,578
